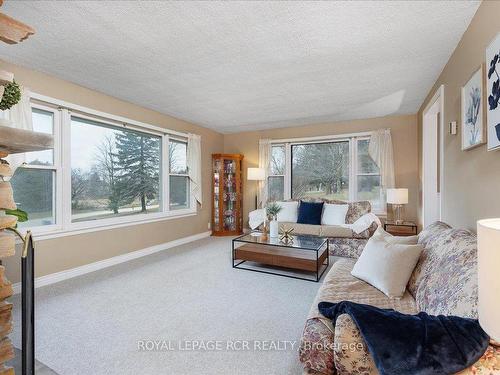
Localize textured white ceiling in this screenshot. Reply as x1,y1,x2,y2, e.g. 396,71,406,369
0,1,480,133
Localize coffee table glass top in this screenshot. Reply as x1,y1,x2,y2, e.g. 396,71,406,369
234,232,327,251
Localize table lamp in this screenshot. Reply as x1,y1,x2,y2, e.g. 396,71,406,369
247,167,265,209
477,219,500,344
387,188,408,224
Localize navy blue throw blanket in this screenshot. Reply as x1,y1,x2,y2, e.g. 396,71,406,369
318,301,489,375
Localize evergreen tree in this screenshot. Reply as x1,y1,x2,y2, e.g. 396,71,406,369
115,130,160,212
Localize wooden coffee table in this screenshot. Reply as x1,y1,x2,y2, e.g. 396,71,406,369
232,233,329,282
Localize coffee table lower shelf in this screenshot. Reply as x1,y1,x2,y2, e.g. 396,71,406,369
232,241,329,282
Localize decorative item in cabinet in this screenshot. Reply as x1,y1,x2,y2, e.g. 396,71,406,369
212,154,243,236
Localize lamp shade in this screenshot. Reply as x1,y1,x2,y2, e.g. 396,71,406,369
386,188,408,204
247,167,265,181
477,219,500,342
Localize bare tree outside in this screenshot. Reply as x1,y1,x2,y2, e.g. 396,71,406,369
95,135,126,214
169,140,189,209
71,168,88,209
268,145,285,201
291,142,349,200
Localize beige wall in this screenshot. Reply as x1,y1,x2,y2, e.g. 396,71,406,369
0,59,224,284
417,1,500,231
1,59,420,284
223,114,419,227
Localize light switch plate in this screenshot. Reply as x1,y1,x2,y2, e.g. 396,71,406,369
449,121,457,135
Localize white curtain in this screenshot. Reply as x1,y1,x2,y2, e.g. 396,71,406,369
187,133,202,206
5,86,33,177
258,139,271,207
369,129,395,205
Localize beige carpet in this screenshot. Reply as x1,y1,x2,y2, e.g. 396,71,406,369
10,236,327,375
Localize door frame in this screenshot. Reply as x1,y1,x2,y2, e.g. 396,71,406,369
422,85,445,227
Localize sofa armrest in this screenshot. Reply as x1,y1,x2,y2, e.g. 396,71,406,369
299,318,336,375
333,314,377,375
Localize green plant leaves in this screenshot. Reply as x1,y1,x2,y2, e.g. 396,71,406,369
4,208,29,222
0,81,21,111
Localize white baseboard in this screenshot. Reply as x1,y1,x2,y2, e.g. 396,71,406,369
12,231,211,295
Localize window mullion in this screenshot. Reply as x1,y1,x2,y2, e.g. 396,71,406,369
350,138,357,202
61,109,72,229
54,108,63,229
162,134,170,212
284,143,292,199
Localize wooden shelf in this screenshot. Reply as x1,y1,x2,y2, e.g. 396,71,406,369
0,126,53,155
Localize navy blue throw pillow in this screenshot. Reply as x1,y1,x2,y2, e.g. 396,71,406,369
297,201,324,225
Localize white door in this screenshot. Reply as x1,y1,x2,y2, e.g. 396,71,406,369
422,91,443,227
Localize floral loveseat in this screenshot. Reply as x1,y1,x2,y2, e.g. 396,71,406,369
299,221,500,374
276,199,378,257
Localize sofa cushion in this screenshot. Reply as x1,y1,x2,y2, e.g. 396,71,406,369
308,258,417,323
276,201,298,222
297,200,324,225
410,221,479,318
319,225,353,238
331,200,372,224
278,222,321,236
321,203,349,225
351,237,423,297
372,226,418,244
287,198,372,224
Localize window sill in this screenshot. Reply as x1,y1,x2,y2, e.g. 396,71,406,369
20,208,197,241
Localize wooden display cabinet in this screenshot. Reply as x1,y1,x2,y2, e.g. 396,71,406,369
212,154,243,236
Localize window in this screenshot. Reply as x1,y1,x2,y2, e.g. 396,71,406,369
268,145,285,201
10,107,58,228
291,141,349,201
71,116,161,222
169,139,190,210
7,94,197,236
267,135,385,213
356,139,382,211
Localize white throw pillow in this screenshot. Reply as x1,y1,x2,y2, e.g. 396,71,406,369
351,236,423,298
372,226,418,244
276,201,299,223
321,203,349,225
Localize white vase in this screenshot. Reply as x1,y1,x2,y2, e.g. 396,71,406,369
270,220,279,238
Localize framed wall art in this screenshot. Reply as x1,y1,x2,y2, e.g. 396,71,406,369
486,33,500,151
461,67,484,150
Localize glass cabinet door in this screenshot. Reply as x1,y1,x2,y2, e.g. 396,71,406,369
213,158,221,232
212,154,243,235
223,158,237,231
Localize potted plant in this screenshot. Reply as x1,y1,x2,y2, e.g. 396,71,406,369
0,81,21,111
266,202,282,238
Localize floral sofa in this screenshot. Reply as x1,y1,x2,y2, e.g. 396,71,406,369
276,199,378,257
299,221,500,374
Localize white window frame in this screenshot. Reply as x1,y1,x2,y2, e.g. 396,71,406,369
268,144,286,201
168,137,192,211
352,137,383,213
268,132,386,215
16,93,197,240
12,102,63,233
